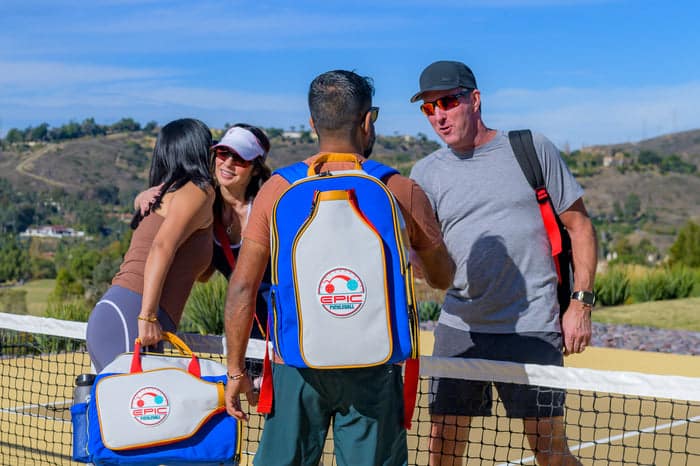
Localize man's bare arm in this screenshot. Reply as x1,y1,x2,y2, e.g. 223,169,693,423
559,198,598,355
415,242,455,290
223,239,268,420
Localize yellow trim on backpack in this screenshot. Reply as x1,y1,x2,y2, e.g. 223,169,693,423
306,153,362,176
291,189,393,369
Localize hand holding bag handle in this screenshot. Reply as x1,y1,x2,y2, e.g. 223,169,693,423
307,153,362,176
130,331,201,377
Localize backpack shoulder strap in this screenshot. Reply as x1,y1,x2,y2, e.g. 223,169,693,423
362,159,399,181
273,160,399,184
509,130,567,279
508,129,544,190
273,162,309,184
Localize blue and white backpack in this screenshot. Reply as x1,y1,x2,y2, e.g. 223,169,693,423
258,153,420,428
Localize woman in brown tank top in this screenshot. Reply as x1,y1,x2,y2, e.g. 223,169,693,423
86,118,215,372
134,124,274,339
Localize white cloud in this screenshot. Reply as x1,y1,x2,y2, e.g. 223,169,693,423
0,61,167,87
0,65,308,132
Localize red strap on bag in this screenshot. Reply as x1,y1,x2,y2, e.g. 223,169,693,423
256,320,273,414
214,220,237,271
215,219,265,336
535,188,563,284
403,357,419,430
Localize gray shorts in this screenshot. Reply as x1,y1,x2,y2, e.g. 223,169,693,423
86,286,176,373
429,330,565,418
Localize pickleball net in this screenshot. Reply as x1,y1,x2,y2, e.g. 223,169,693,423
1,311,698,465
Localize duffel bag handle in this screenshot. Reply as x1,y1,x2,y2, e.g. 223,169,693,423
130,331,201,377
307,153,362,176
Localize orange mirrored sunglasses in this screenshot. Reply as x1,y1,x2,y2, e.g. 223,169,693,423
420,90,472,116
212,148,252,167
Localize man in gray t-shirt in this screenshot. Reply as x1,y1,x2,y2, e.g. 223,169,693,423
410,61,597,466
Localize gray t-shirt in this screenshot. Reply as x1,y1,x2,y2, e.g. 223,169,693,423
410,130,583,339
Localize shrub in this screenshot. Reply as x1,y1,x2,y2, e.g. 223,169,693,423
669,221,700,267
180,274,227,335
0,288,28,314
631,270,668,302
693,269,700,297
45,299,91,322
595,267,630,306
666,266,695,299
418,301,441,322
30,300,91,353
630,266,696,303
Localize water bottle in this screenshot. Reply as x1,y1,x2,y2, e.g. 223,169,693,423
73,373,95,405
71,373,95,462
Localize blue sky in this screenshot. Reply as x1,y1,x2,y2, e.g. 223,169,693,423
1,0,698,150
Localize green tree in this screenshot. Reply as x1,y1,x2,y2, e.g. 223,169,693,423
265,127,284,138
80,117,106,137
611,237,658,265
623,193,641,221
29,123,50,141
92,185,120,205
111,117,141,132
660,154,697,174
612,201,624,220
638,150,661,166
76,203,105,234
143,121,158,132
51,120,83,140
30,256,57,279
68,245,101,281
51,268,85,301
5,128,24,144
0,236,30,282
669,221,700,267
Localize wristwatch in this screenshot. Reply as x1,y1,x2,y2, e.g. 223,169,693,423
571,290,596,307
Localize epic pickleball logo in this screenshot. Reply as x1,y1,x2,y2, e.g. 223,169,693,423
317,267,366,317
130,387,170,426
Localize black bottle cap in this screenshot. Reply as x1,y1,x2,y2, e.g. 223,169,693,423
76,373,96,386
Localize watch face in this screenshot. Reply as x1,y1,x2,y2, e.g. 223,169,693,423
572,291,596,306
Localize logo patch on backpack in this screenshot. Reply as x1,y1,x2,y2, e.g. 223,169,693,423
130,386,170,426
317,267,366,317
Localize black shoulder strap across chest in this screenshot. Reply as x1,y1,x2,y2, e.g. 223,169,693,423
508,129,574,312
508,129,544,190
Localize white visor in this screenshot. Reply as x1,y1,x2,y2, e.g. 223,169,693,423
213,126,266,161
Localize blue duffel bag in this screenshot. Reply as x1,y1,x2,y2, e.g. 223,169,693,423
82,332,240,465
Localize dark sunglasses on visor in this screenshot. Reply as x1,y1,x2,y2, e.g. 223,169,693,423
420,90,472,116
212,148,252,167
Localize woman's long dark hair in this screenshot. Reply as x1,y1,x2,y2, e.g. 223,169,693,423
131,118,214,229
213,123,272,223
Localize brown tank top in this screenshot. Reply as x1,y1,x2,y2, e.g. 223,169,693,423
112,213,213,325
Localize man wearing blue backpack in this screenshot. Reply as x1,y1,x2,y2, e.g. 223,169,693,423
409,60,598,465
223,69,455,465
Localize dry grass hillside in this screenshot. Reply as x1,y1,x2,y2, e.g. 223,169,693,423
586,128,700,164
0,133,155,197
1,127,698,255
0,131,439,198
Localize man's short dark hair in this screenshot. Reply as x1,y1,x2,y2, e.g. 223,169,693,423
308,70,374,135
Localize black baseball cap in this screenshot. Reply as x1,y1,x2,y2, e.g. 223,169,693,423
410,61,477,102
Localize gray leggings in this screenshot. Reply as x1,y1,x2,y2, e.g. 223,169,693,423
86,285,176,373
